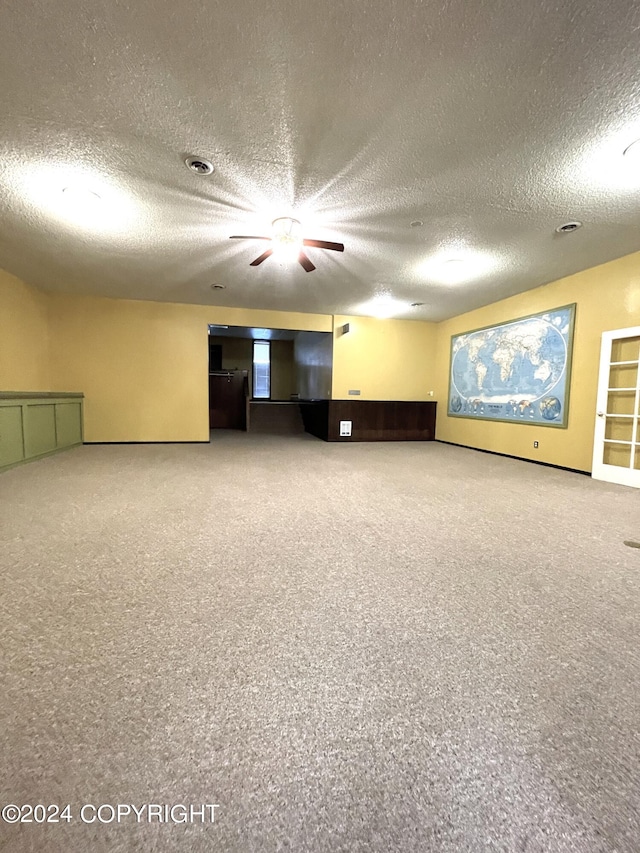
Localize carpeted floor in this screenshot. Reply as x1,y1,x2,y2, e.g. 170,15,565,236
1,434,639,852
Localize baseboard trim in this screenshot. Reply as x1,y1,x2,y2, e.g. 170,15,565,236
83,441,210,445
0,443,82,474
436,440,590,476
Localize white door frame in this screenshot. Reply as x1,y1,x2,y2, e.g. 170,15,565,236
592,325,640,487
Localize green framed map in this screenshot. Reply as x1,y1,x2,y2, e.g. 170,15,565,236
448,304,576,427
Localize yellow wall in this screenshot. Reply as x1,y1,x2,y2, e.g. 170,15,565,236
332,315,438,400
47,294,331,442
434,251,640,471
0,270,51,390
211,336,253,382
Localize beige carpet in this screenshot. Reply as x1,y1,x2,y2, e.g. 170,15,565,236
1,434,639,852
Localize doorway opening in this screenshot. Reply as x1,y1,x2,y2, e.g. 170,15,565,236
207,324,332,437
592,325,640,488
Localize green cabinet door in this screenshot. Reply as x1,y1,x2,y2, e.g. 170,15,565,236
23,404,57,458
0,406,25,468
55,402,83,447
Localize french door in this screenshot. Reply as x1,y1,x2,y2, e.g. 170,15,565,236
592,326,640,487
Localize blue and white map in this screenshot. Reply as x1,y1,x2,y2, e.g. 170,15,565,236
448,305,574,427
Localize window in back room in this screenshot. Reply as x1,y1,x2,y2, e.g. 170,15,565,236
253,341,271,399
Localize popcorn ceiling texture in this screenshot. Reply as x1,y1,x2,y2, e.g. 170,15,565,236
1,435,639,851
1,1,640,319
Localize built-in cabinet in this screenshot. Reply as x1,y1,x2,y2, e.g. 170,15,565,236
299,400,437,442
0,393,84,472
209,371,248,430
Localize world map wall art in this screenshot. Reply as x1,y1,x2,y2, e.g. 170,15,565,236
448,304,576,428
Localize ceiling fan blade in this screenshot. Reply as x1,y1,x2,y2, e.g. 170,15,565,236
303,239,344,252
250,249,274,266
230,235,270,241
298,252,316,272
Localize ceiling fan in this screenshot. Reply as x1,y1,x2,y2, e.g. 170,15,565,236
230,217,344,272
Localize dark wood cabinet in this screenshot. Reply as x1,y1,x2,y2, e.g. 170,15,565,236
209,371,248,430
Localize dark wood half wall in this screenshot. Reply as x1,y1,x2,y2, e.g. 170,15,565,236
299,400,436,442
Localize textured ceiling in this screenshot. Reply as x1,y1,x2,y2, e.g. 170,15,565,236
2,0,640,321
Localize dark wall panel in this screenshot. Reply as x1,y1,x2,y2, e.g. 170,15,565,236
299,400,436,442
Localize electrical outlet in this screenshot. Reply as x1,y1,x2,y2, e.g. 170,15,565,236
339,420,352,437
533,441,539,448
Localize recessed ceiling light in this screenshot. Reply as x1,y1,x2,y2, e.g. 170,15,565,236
410,302,425,307
211,283,226,290
13,163,138,233
623,139,640,160
185,156,214,175
62,186,101,205
435,258,468,283
356,295,408,319
555,221,582,234
410,220,424,228
418,250,498,284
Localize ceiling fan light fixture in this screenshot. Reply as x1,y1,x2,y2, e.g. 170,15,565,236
271,217,303,261
229,220,343,271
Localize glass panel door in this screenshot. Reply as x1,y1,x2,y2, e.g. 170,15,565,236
592,328,640,488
